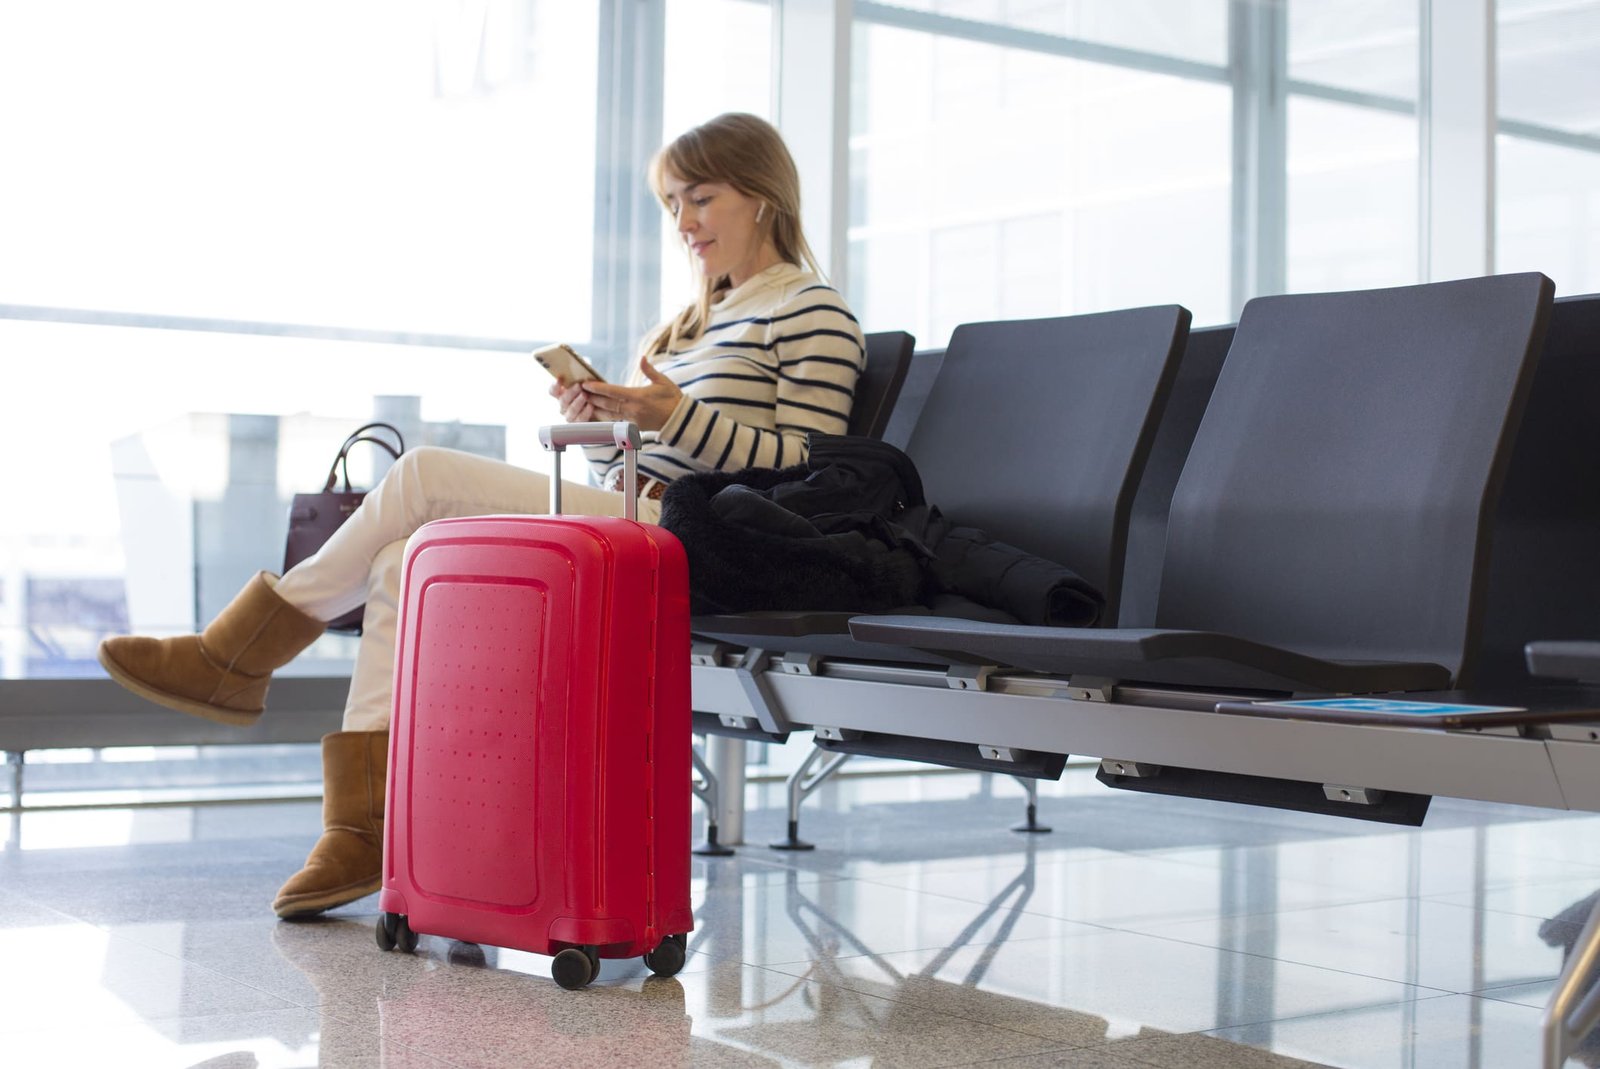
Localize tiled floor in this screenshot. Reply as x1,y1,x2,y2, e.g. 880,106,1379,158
3,766,1600,1068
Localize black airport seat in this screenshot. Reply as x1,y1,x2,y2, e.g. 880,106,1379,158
1117,323,1234,628
881,346,945,451
1503,294,1600,693
852,273,1556,695
687,330,918,664
688,306,1194,663
687,341,932,669
1475,294,1600,685
847,331,917,439
686,330,917,752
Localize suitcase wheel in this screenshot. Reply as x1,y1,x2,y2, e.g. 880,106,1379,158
643,933,687,978
552,946,598,990
376,912,418,954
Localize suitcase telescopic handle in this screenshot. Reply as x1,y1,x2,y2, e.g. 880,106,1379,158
539,421,643,520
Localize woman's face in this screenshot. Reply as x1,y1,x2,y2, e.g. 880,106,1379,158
661,172,772,287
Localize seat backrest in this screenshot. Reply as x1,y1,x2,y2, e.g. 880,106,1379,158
881,348,945,452
902,306,1192,622
1156,273,1554,683
848,331,916,438
1475,293,1600,684
1117,323,1235,627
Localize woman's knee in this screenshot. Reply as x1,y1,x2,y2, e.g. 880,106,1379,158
378,446,474,504
388,445,450,482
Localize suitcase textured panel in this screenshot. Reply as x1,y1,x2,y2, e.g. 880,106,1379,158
377,513,692,983
409,579,546,907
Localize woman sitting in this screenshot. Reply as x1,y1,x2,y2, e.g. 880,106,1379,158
97,112,866,918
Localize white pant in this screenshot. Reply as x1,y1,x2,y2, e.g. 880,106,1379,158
274,446,660,731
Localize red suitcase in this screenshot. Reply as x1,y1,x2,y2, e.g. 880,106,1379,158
375,424,693,989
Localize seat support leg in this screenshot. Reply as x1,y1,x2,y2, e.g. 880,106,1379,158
1010,775,1051,834
769,745,851,851
690,740,735,856
705,735,747,847
6,751,21,813
1543,892,1600,1067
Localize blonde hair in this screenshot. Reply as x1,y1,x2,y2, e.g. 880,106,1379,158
643,113,823,358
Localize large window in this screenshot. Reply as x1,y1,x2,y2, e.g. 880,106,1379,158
849,4,1233,348
847,1,1431,348
865,0,1229,65
1497,0,1600,294
0,1,599,342
1286,1,1419,292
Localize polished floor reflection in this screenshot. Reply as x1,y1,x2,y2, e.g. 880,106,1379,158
3,766,1600,1067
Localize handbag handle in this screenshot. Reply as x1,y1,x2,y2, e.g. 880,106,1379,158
322,422,407,493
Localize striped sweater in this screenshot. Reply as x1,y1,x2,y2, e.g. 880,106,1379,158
583,261,866,487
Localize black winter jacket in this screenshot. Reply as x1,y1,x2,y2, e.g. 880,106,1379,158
657,435,1103,626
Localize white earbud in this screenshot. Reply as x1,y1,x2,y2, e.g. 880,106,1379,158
756,203,766,223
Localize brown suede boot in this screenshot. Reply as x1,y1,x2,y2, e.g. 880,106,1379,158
98,571,326,727
274,730,388,919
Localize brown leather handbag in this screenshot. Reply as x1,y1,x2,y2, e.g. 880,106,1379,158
282,422,405,633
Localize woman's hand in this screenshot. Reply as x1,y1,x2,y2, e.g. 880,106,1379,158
579,358,684,432
549,378,597,423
